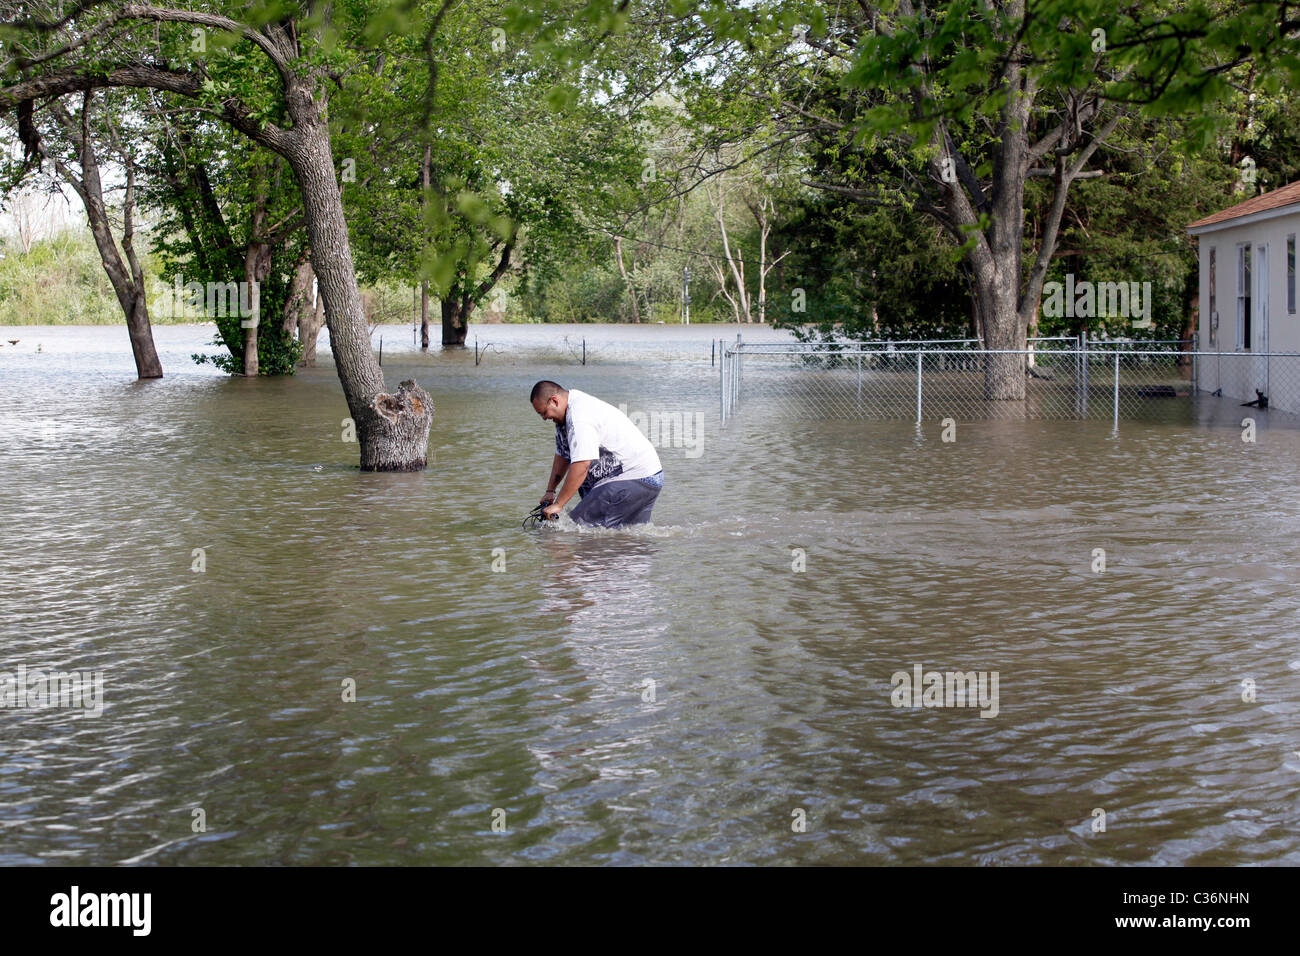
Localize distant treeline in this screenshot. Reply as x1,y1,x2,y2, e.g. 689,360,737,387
0,229,501,327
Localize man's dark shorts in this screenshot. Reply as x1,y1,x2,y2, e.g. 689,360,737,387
569,476,662,528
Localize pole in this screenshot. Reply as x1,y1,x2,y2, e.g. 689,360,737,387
582,338,586,365
857,353,862,401
727,343,733,410
736,334,742,400
724,344,731,421
719,340,725,422
1113,350,1120,432
1081,333,1089,417
1076,333,1083,415
730,341,736,409
915,350,923,424
379,335,383,366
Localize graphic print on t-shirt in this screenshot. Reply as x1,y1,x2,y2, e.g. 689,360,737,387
555,425,622,497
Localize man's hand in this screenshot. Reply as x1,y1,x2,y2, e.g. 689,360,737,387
541,459,587,522
540,489,556,507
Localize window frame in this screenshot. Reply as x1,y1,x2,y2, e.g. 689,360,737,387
1287,233,1296,315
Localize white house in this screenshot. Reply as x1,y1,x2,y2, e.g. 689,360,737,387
1188,180,1300,413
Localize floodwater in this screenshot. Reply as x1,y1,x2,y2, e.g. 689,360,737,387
2,322,1300,865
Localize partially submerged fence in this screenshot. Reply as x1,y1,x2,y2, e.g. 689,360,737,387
718,337,1300,424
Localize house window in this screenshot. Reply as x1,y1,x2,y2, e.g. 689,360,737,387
1237,244,1252,351
1208,248,1217,346
1289,234,1296,314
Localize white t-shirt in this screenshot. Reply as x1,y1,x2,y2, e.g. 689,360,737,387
555,388,662,495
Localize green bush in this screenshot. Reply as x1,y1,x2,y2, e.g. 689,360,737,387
0,230,139,324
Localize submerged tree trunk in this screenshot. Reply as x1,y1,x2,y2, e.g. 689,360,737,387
441,232,516,348
442,296,468,347
45,94,163,379
242,243,269,377
242,163,271,377
283,106,432,469
118,158,164,380
976,261,1027,400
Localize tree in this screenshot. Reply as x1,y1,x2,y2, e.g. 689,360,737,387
688,0,1300,399
3,88,164,378
2,2,433,469
334,0,647,346
145,106,305,376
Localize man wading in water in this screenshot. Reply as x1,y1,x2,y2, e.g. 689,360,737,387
530,381,663,527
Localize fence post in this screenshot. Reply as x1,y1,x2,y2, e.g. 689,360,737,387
1081,334,1089,416
736,334,742,397
730,336,738,408
1112,350,1120,431
915,350,923,424
719,341,726,423
857,352,862,401
1075,333,1083,415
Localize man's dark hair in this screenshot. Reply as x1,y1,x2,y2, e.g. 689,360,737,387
530,380,566,403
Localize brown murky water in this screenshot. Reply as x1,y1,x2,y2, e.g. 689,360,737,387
2,323,1299,865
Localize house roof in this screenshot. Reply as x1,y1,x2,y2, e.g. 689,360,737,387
1188,180,1300,232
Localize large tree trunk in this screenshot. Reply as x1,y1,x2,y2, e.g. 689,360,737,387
124,290,162,379
442,296,468,347
242,242,269,377
283,111,432,469
975,257,1027,400
117,161,163,380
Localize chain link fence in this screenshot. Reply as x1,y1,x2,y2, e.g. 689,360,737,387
718,338,1300,424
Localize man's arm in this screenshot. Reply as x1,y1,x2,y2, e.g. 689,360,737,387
542,454,568,503
543,459,591,517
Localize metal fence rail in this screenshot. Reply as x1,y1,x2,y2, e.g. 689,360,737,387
719,340,1300,424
